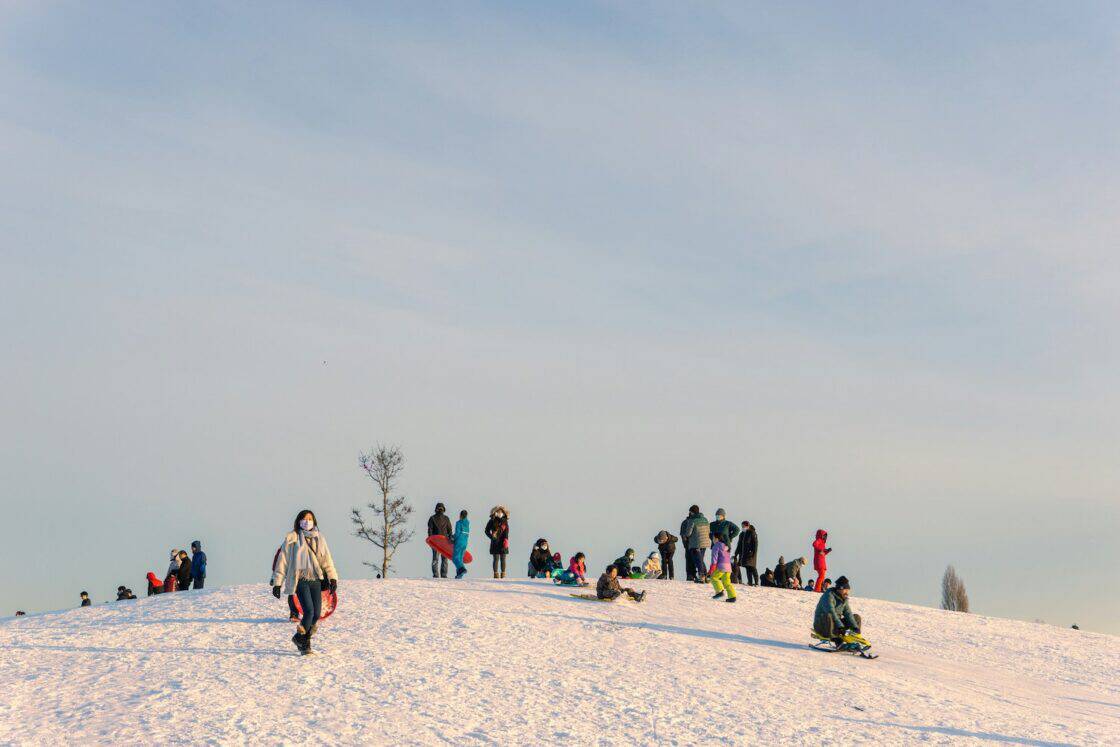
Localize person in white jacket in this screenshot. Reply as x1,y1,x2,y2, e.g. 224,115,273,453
271,509,339,654
642,551,662,579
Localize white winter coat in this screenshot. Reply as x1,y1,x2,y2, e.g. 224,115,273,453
271,530,339,596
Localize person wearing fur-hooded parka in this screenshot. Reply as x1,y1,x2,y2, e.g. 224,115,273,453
484,505,510,578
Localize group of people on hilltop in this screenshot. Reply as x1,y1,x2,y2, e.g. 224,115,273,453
426,503,506,580
147,541,207,595
74,540,206,608
257,501,863,656
655,506,760,588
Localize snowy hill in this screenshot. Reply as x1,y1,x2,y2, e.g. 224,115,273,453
2,579,1117,745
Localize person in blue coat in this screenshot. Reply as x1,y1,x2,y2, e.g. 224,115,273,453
190,540,207,589
453,510,470,579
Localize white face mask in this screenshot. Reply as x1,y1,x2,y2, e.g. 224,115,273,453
300,518,314,531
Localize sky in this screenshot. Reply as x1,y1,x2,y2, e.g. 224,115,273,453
1,2,1117,633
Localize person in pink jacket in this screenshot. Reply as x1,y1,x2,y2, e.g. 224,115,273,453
568,553,588,584
708,538,737,603
812,529,832,592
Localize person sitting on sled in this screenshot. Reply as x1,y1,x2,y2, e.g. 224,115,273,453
813,575,861,643
554,552,589,586
528,538,554,578
612,548,636,578
642,551,662,579
596,565,645,602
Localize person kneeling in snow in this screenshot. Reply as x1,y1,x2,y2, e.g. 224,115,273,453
642,551,662,579
813,575,861,643
596,565,645,602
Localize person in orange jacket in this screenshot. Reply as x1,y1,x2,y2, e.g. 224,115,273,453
812,529,832,592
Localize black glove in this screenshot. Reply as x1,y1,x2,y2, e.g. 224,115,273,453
327,579,337,593
271,585,282,599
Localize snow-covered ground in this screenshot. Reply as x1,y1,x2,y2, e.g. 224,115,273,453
1,578,1117,745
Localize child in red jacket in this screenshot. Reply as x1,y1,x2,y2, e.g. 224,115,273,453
812,529,832,592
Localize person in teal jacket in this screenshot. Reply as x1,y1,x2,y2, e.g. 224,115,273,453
453,510,470,579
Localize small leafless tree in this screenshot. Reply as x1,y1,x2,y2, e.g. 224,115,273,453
941,565,970,612
351,444,413,577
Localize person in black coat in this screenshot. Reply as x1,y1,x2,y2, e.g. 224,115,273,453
427,502,454,578
733,520,759,586
679,515,696,581
484,506,510,578
528,538,554,577
655,530,677,580
176,550,192,592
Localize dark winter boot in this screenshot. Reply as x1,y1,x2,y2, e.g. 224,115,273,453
291,632,308,653
712,591,724,600
726,596,737,603
493,572,500,579
455,567,466,579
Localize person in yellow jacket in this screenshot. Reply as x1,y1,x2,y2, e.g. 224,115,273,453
271,509,339,654
708,537,737,603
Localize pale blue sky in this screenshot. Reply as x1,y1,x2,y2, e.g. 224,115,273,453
1,2,1117,632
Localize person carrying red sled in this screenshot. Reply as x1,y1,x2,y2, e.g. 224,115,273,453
271,509,339,655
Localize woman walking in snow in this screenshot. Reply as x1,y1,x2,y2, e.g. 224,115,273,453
271,509,339,655
484,506,510,579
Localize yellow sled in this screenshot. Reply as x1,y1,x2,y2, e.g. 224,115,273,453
810,629,878,659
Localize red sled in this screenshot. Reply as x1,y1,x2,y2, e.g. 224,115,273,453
273,546,338,620
292,588,338,620
426,535,472,563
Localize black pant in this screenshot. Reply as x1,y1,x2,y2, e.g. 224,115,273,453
431,548,448,578
745,564,758,586
685,550,696,581
660,553,674,580
492,553,507,575
193,577,205,590
295,579,322,634
688,548,707,580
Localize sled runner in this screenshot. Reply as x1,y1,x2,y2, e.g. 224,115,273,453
810,630,878,659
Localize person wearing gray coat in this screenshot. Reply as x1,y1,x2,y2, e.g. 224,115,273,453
681,506,711,583
781,556,807,588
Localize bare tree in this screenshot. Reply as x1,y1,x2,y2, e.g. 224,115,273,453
941,565,970,612
351,444,414,577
